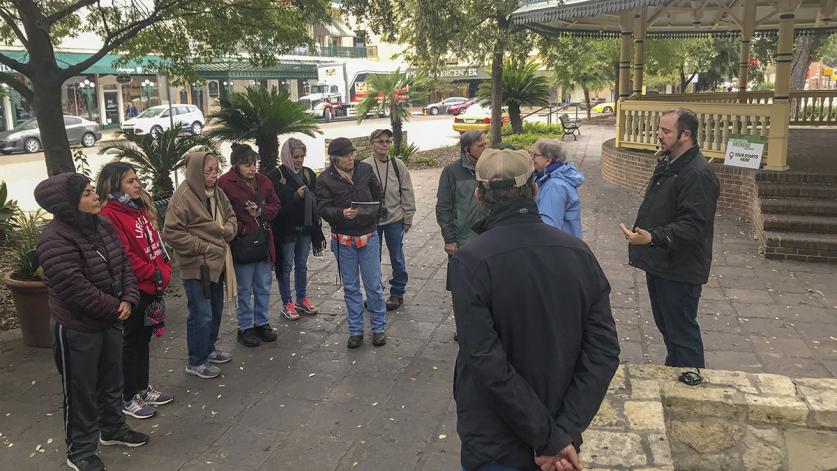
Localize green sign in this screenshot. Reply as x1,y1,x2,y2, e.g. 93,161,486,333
724,134,765,169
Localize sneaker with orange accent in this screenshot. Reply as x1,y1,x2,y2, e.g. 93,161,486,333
295,298,318,315
282,302,300,320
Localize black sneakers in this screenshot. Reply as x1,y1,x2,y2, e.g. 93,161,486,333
385,295,404,311
372,332,386,347
347,335,363,349
99,429,150,447
67,455,105,471
255,323,277,342
237,328,261,347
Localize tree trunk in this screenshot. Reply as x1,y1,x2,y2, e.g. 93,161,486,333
153,174,175,200
392,112,403,156
582,87,591,119
30,76,75,175
791,35,823,91
509,104,523,134
490,14,509,146
256,134,279,174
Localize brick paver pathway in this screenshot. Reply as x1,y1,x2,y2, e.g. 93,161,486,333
0,125,834,470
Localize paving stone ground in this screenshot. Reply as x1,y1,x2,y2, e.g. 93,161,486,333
0,125,835,470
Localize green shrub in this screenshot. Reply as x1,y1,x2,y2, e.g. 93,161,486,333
501,121,564,136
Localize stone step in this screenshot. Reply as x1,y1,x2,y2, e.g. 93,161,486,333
757,182,837,199
759,198,837,216
763,231,837,263
756,172,837,184
762,214,837,234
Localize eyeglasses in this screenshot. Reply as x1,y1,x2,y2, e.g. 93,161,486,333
374,139,393,145
203,169,222,177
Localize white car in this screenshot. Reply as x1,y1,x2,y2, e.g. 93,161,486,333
121,104,205,137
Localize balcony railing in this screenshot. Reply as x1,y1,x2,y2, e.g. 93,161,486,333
287,45,368,59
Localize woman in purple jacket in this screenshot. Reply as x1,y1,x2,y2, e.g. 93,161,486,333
35,173,149,471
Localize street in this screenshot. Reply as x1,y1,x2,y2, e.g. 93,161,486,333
1,114,462,212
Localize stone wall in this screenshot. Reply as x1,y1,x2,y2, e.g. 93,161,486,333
324,131,409,165
584,364,837,470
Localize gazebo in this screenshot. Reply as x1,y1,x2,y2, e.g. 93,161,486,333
512,0,837,263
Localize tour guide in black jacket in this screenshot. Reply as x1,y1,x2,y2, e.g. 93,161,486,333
621,108,720,369
451,148,620,471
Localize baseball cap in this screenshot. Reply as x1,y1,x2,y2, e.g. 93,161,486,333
475,148,534,189
370,129,393,141
328,137,356,156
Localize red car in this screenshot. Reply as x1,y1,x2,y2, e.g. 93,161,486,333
447,99,476,115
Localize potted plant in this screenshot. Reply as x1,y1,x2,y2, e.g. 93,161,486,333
0,207,51,347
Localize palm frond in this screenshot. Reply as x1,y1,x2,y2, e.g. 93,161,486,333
208,86,322,142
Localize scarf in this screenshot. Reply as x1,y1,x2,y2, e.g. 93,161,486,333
108,191,143,210
335,166,354,184
206,187,238,309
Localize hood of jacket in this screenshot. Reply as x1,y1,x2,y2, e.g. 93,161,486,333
541,162,584,188
185,150,218,204
34,172,97,229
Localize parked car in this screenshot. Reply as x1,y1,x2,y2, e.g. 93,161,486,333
121,104,204,137
447,98,476,115
452,103,510,133
424,96,469,116
0,115,101,154
591,102,615,113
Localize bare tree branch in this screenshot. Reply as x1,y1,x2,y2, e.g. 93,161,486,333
0,70,33,100
0,7,29,47
44,0,97,25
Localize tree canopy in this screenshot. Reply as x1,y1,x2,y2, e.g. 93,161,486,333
0,0,329,175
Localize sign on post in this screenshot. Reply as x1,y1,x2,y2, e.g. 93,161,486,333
724,134,765,169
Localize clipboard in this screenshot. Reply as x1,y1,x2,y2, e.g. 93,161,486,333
351,201,380,217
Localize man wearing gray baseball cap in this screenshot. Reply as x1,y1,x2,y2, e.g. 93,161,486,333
450,148,619,471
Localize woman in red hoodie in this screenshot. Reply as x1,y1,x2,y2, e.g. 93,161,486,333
98,162,174,420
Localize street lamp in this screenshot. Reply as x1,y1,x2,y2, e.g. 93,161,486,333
141,79,155,108
191,82,203,112
222,81,233,96
79,79,96,121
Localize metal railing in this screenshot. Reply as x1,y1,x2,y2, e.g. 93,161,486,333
287,45,368,59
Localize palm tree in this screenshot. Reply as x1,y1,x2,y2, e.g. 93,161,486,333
101,125,218,200
479,61,550,134
355,69,428,156
208,86,321,174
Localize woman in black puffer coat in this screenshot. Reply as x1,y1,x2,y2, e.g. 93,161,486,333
35,172,149,471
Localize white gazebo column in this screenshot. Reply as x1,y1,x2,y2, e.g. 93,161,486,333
632,7,647,96
615,11,634,148
766,0,798,171
738,0,757,99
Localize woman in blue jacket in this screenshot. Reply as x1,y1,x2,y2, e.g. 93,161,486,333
531,138,585,238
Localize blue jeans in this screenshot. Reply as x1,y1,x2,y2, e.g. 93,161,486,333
646,273,705,368
331,232,386,336
377,220,408,296
233,261,273,331
280,235,312,304
183,279,224,367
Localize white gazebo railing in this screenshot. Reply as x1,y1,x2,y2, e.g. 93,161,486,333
617,100,773,159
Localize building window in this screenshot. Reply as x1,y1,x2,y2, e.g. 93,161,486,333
208,81,220,98
354,30,367,47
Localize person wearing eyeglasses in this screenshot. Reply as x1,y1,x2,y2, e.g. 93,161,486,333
530,138,585,239
163,151,238,379
362,129,416,311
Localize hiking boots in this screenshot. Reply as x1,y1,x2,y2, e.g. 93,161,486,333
372,332,387,347
347,335,363,349
385,295,403,311
237,328,261,347
255,323,277,342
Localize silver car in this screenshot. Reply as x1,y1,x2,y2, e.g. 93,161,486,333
0,115,102,154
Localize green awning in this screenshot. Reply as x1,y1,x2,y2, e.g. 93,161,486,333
195,61,319,81
0,49,160,75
